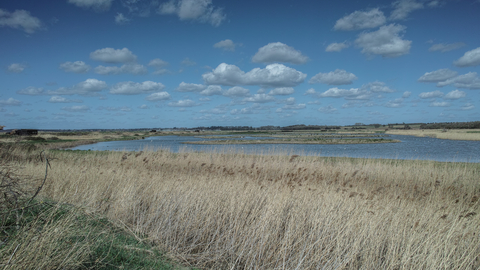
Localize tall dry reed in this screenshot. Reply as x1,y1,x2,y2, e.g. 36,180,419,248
12,147,480,269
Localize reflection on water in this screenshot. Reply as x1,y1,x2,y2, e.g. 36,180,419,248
69,135,480,163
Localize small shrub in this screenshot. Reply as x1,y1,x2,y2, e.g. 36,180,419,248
23,136,45,141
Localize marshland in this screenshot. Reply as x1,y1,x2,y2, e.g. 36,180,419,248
1,128,480,269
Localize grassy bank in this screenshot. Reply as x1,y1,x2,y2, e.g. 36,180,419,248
184,138,399,145
3,145,479,269
0,130,154,150
0,146,193,269
387,129,480,141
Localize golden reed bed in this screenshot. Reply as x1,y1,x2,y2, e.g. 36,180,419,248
6,146,480,269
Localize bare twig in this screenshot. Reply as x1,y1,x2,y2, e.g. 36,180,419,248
6,244,20,266
27,151,50,206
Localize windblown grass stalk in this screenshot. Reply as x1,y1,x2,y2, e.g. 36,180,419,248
11,148,480,269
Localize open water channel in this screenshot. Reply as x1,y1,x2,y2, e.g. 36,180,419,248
69,134,480,163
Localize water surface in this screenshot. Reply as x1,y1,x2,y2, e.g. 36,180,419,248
69,134,480,163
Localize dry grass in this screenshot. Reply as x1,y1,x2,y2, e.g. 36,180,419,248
0,131,150,150
6,147,480,269
387,129,480,141
0,204,93,269
0,146,186,269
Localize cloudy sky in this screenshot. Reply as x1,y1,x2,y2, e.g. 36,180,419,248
1,0,479,129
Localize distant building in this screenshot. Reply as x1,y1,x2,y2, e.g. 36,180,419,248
11,129,38,136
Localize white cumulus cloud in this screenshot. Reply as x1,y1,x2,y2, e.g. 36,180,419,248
309,69,358,85
90,47,137,63
268,87,294,96
61,105,90,112
334,8,386,31
429,101,450,107
285,97,296,105
402,91,411,98
94,64,148,75
158,0,226,27
437,72,480,89
319,87,368,99
355,24,411,58
68,0,113,11
444,90,466,100
461,103,475,110
149,59,170,75
429,42,465,53
145,92,171,101
176,82,206,92
48,79,107,96
214,39,236,51
0,9,42,33
48,96,83,103
325,42,349,52
17,87,45,95
148,58,169,68
200,85,222,96
243,94,275,103
318,105,337,113
389,0,423,21
60,61,91,73
152,69,170,75
110,81,165,95
305,88,316,95
0,98,22,106
181,57,196,66
203,63,307,88
7,63,26,73
361,81,395,93
418,90,444,99
223,86,250,97
252,42,309,64
385,98,404,108
418,68,458,82
168,99,197,107
454,47,480,67
281,103,306,110
115,13,130,24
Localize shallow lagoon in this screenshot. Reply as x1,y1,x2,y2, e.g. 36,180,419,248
70,134,480,163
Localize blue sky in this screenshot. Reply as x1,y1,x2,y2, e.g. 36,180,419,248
1,0,479,129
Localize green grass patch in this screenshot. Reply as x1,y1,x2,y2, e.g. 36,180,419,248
22,139,78,144
0,199,182,269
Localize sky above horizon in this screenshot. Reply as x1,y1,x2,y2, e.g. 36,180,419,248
1,0,479,129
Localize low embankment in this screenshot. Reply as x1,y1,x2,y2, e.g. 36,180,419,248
387,129,480,141
3,146,480,269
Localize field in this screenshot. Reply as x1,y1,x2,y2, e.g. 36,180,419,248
386,129,480,141
1,143,479,269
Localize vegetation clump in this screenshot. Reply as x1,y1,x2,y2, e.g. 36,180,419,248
3,146,476,269
420,121,480,129
0,147,189,269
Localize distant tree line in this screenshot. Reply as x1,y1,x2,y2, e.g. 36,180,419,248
281,124,341,131
193,126,254,131
419,121,480,129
